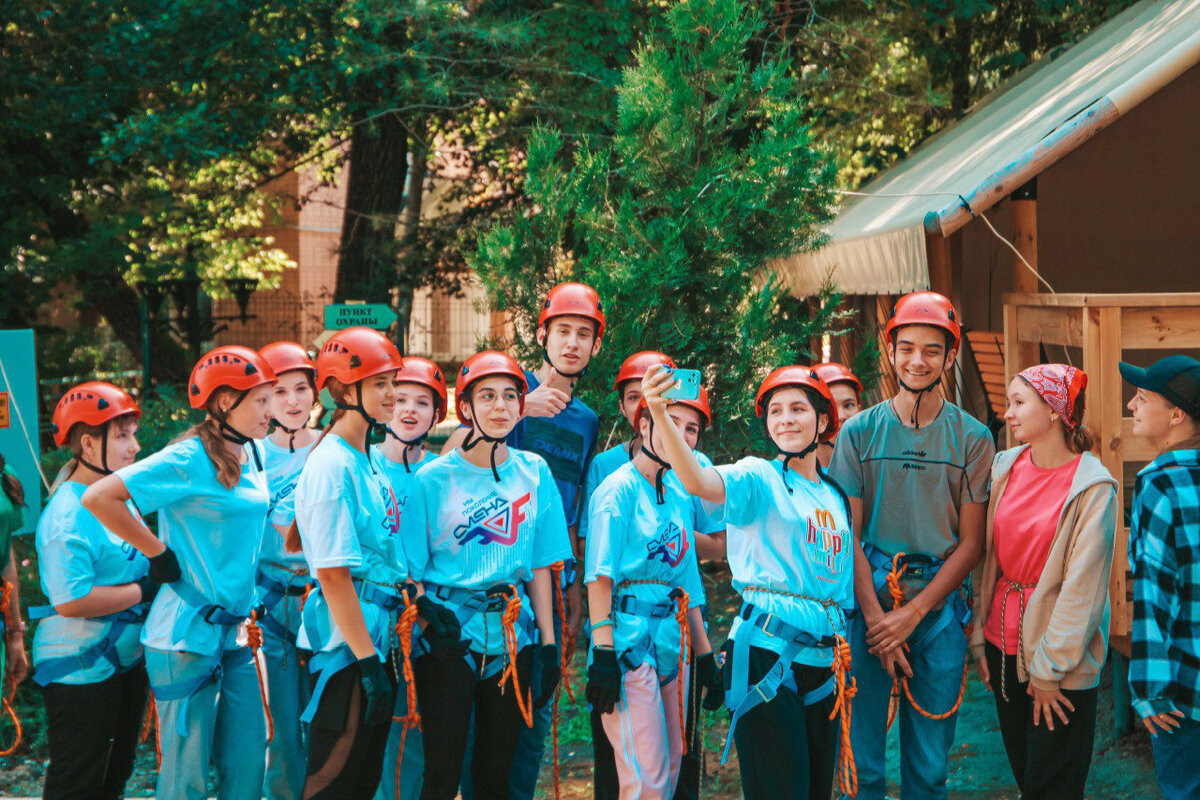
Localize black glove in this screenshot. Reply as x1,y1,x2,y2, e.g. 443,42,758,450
531,643,561,709
147,547,182,584
696,651,725,711
586,646,622,715
415,595,468,659
135,576,161,605
357,655,393,726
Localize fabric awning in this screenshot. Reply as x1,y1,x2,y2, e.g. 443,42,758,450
774,0,1200,297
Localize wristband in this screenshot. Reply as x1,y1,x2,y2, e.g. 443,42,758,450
590,619,613,632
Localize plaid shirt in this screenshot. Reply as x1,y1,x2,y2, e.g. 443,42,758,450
1128,441,1200,721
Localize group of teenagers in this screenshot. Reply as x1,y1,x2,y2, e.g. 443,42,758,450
6,281,1200,800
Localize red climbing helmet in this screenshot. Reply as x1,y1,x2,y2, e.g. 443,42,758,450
259,341,316,377
396,356,449,423
885,291,961,351
455,351,528,420
635,385,712,430
755,366,839,442
813,362,863,395
538,282,605,339
51,382,142,447
188,346,277,409
315,328,403,391
613,351,676,391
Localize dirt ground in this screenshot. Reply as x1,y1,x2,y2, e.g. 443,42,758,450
0,564,1162,798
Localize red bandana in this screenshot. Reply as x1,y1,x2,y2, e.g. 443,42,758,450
1018,364,1088,429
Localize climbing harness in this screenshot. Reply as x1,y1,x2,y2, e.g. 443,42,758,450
254,566,314,660
27,603,150,686
722,586,857,795
865,546,972,729
996,575,1036,702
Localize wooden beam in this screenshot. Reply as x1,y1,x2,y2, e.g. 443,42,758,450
926,232,953,299
1014,305,1083,348
1003,292,1200,308
1122,307,1200,349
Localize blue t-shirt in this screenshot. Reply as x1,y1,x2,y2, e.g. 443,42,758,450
581,443,718,537
585,462,707,675
506,369,599,528
260,436,316,582
33,483,149,684
712,457,854,667
407,448,572,654
119,437,270,657
294,434,406,658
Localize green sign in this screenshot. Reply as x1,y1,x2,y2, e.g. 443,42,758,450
324,303,398,331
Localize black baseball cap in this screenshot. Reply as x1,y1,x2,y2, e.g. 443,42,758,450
1119,355,1200,418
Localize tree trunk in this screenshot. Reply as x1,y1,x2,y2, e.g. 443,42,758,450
333,111,410,304
395,119,428,354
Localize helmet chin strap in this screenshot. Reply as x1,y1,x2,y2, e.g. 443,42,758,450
461,401,507,482
334,380,389,463
78,422,113,476
385,423,432,474
214,391,262,471
639,417,671,505
895,356,949,430
272,419,302,453
769,424,820,496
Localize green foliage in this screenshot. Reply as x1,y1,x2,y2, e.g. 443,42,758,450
471,0,843,459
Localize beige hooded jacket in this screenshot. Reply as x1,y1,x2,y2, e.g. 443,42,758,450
970,445,1118,691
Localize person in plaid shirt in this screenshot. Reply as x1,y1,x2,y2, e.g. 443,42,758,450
1121,355,1200,800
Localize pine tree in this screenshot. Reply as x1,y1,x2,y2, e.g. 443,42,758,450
472,0,845,457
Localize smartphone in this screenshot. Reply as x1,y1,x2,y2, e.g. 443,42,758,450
664,368,701,401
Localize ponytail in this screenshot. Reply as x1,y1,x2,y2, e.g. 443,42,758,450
173,390,245,489
49,460,78,496
0,452,24,508
284,401,346,554
1067,392,1096,454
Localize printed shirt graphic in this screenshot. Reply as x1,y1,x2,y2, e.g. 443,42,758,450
580,443,721,538
119,437,269,657
711,457,854,667
294,434,406,657
259,437,316,583
828,400,994,566
372,447,435,564
506,369,599,528
585,462,707,674
407,448,572,654
33,483,149,683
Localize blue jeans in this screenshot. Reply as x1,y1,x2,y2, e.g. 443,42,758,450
261,609,310,800
146,646,267,800
1151,715,1200,800
374,667,424,800
845,605,967,800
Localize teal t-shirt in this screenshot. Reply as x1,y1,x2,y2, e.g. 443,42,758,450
828,400,995,562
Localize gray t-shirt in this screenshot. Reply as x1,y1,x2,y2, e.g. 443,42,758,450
828,400,995,560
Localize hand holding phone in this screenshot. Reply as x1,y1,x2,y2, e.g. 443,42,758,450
663,368,701,402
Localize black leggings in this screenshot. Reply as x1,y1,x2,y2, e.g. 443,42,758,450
985,642,1098,799
416,647,533,800
41,665,148,800
729,645,838,800
305,659,395,799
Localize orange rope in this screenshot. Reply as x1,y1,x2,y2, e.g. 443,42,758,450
882,553,968,729
392,595,422,800
829,635,857,797
673,590,691,757
0,581,21,756
140,693,162,768
246,611,275,744
497,589,533,728
548,562,576,702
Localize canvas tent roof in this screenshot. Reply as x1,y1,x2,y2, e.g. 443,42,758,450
775,0,1200,297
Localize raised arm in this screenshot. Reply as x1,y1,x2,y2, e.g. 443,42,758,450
642,366,724,503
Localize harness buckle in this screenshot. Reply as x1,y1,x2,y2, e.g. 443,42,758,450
202,604,232,624
755,613,778,637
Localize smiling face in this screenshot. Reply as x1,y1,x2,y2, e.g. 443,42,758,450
889,324,955,392
270,370,316,430
390,382,437,439
638,404,702,452
829,382,862,422
538,315,601,373
352,370,399,425
1004,377,1058,444
78,416,141,471
219,383,276,439
462,375,522,437
764,386,827,452
1127,387,1183,444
